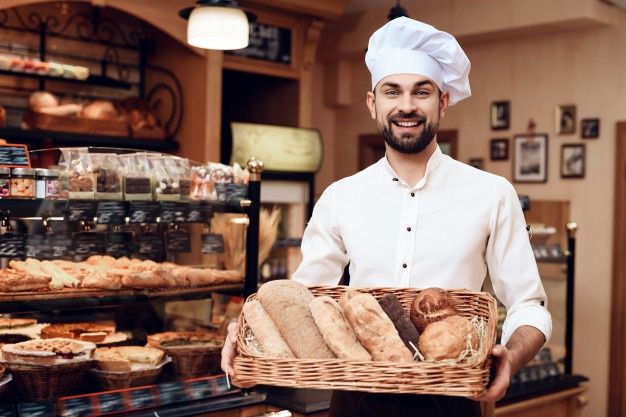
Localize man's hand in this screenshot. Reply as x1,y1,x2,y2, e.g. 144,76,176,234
220,322,238,377
475,345,511,402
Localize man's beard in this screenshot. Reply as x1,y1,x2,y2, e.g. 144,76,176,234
379,112,438,154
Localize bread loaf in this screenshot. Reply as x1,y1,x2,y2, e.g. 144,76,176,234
338,288,361,311
418,315,479,361
310,296,371,361
378,294,419,351
242,300,294,358
410,288,457,333
342,293,413,362
257,280,334,359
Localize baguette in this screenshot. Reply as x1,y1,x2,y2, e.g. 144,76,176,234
242,300,294,358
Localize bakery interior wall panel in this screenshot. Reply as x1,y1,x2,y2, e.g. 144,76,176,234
310,1,626,416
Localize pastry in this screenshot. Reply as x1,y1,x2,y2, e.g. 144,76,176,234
1,338,96,365
95,346,164,372
378,294,420,351
242,300,294,358
41,322,116,343
0,269,51,292
310,296,371,361
0,318,37,329
418,315,479,361
410,288,457,333
146,331,223,348
257,280,335,359
341,293,413,362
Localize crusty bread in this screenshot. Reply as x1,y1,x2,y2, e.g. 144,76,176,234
418,315,479,361
342,293,413,362
310,296,371,361
95,346,164,372
410,288,457,333
242,300,294,358
378,294,420,351
338,289,362,311
257,280,335,359
0,269,50,292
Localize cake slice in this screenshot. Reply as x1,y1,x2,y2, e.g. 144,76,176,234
95,346,165,372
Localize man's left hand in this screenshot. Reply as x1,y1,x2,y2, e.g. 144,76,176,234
474,345,511,402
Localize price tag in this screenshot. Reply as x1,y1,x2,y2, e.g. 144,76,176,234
49,234,74,259
160,201,187,224
136,233,164,260
166,229,191,253
96,392,126,413
73,232,105,257
96,201,127,225
0,233,25,258
25,235,52,259
201,233,224,254
106,232,134,258
128,388,157,410
157,381,189,405
65,200,98,222
128,201,160,224
186,201,211,223
0,143,30,167
59,397,94,417
17,402,54,417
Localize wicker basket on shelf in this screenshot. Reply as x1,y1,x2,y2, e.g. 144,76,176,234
90,356,171,390
234,286,497,397
1,359,93,400
23,109,129,137
146,334,224,378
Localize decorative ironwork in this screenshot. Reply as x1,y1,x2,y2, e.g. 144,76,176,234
146,65,184,139
102,47,131,82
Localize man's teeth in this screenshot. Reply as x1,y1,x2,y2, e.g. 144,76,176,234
396,121,418,127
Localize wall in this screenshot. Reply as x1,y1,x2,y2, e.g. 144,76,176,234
312,1,626,416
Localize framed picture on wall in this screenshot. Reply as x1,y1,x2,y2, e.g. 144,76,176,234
513,134,548,183
490,138,509,160
555,104,576,134
491,101,510,130
561,144,586,179
581,118,600,139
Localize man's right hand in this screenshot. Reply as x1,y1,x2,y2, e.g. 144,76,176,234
220,321,238,377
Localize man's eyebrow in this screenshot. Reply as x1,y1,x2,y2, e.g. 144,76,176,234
415,80,434,88
380,82,400,89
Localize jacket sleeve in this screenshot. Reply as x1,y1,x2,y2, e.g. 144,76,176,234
291,183,349,286
486,177,552,346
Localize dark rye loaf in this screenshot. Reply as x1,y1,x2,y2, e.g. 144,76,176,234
257,280,335,359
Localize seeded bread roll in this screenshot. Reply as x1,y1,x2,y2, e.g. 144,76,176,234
257,280,335,359
310,296,371,361
410,288,457,333
418,315,479,361
242,300,294,358
378,294,420,351
342,293,413,362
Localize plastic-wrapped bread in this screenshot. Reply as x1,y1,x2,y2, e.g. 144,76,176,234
242,300,294,358
342,293,414,362
378,294,420,351
257,280,335,359
310,296,371,361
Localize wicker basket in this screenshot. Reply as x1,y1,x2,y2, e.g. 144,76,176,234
24,109,129,137
159,342,223,378
1,359,93,400
90,356,171,390
234,286,497,397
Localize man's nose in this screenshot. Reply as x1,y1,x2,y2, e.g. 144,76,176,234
397,92,417,114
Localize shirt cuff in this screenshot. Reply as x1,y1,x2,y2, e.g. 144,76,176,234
501,302,552,346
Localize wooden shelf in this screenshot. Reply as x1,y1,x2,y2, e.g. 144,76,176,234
0,68,133,89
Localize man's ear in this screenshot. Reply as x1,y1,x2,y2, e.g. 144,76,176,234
439,90,450,119
366,91,376,120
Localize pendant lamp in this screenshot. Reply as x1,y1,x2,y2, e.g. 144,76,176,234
179,0,256,50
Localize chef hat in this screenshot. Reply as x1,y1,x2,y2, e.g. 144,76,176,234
365,17,471,105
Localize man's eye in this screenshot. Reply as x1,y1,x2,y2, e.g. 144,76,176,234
415,90,429,96
385,90,399,96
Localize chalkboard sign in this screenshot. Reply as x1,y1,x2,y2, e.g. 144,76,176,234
201,233,224,254
128,388,157,410
25,235,52,259
17,402,54,417
186,201,211,223
65,200,98,222
73,232,105,257
96,392,125,413
157,381,189,405
0,144,30,168
106,232,134,258
226,22,292,64
160,201,187,224
59,397,94,417
96,201,127,225
166,229,191,253
128,201,160,224
136,232,164,261
49,234,74,259
0,233,24,257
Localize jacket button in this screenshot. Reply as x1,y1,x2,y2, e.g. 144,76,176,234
402,263,407,268
410,192,415,197
392,177,399,181
407,227,412,232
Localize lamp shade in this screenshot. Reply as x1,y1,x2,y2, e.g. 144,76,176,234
187,5,249,50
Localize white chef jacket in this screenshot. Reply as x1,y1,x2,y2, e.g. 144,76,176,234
292,145,551,345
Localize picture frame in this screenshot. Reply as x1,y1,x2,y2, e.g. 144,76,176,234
581,118,600,139
490,138,509,161
469,158,484,170
561,144,586,179
555,104,576,135
490,101,510,130
513,134,548,183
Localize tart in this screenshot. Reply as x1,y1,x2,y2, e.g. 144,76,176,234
1,338,96,365
41,322,116,343
94,346,165,372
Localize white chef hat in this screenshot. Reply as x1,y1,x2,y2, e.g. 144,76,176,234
365,17,471,105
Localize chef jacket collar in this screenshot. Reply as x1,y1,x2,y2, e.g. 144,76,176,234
382,145,445,190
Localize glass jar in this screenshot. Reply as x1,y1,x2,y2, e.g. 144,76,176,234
36,168,61,199
0,168,10,198
11,167,36,199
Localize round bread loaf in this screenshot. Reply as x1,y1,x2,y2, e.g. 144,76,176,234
418,315,479,361
257,280,335,359
410,287,457,333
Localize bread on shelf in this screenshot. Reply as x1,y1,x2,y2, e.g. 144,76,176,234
94,346,164,372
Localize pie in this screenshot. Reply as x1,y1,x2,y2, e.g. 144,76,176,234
41,322,117,343
94,346,165,372
0,318,37,329
146,332,223,349
1,338,96,365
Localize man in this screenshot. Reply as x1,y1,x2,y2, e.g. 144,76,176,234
222,17,551,417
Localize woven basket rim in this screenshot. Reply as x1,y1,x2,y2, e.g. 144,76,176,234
90,355,172,375
0,358,94,371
